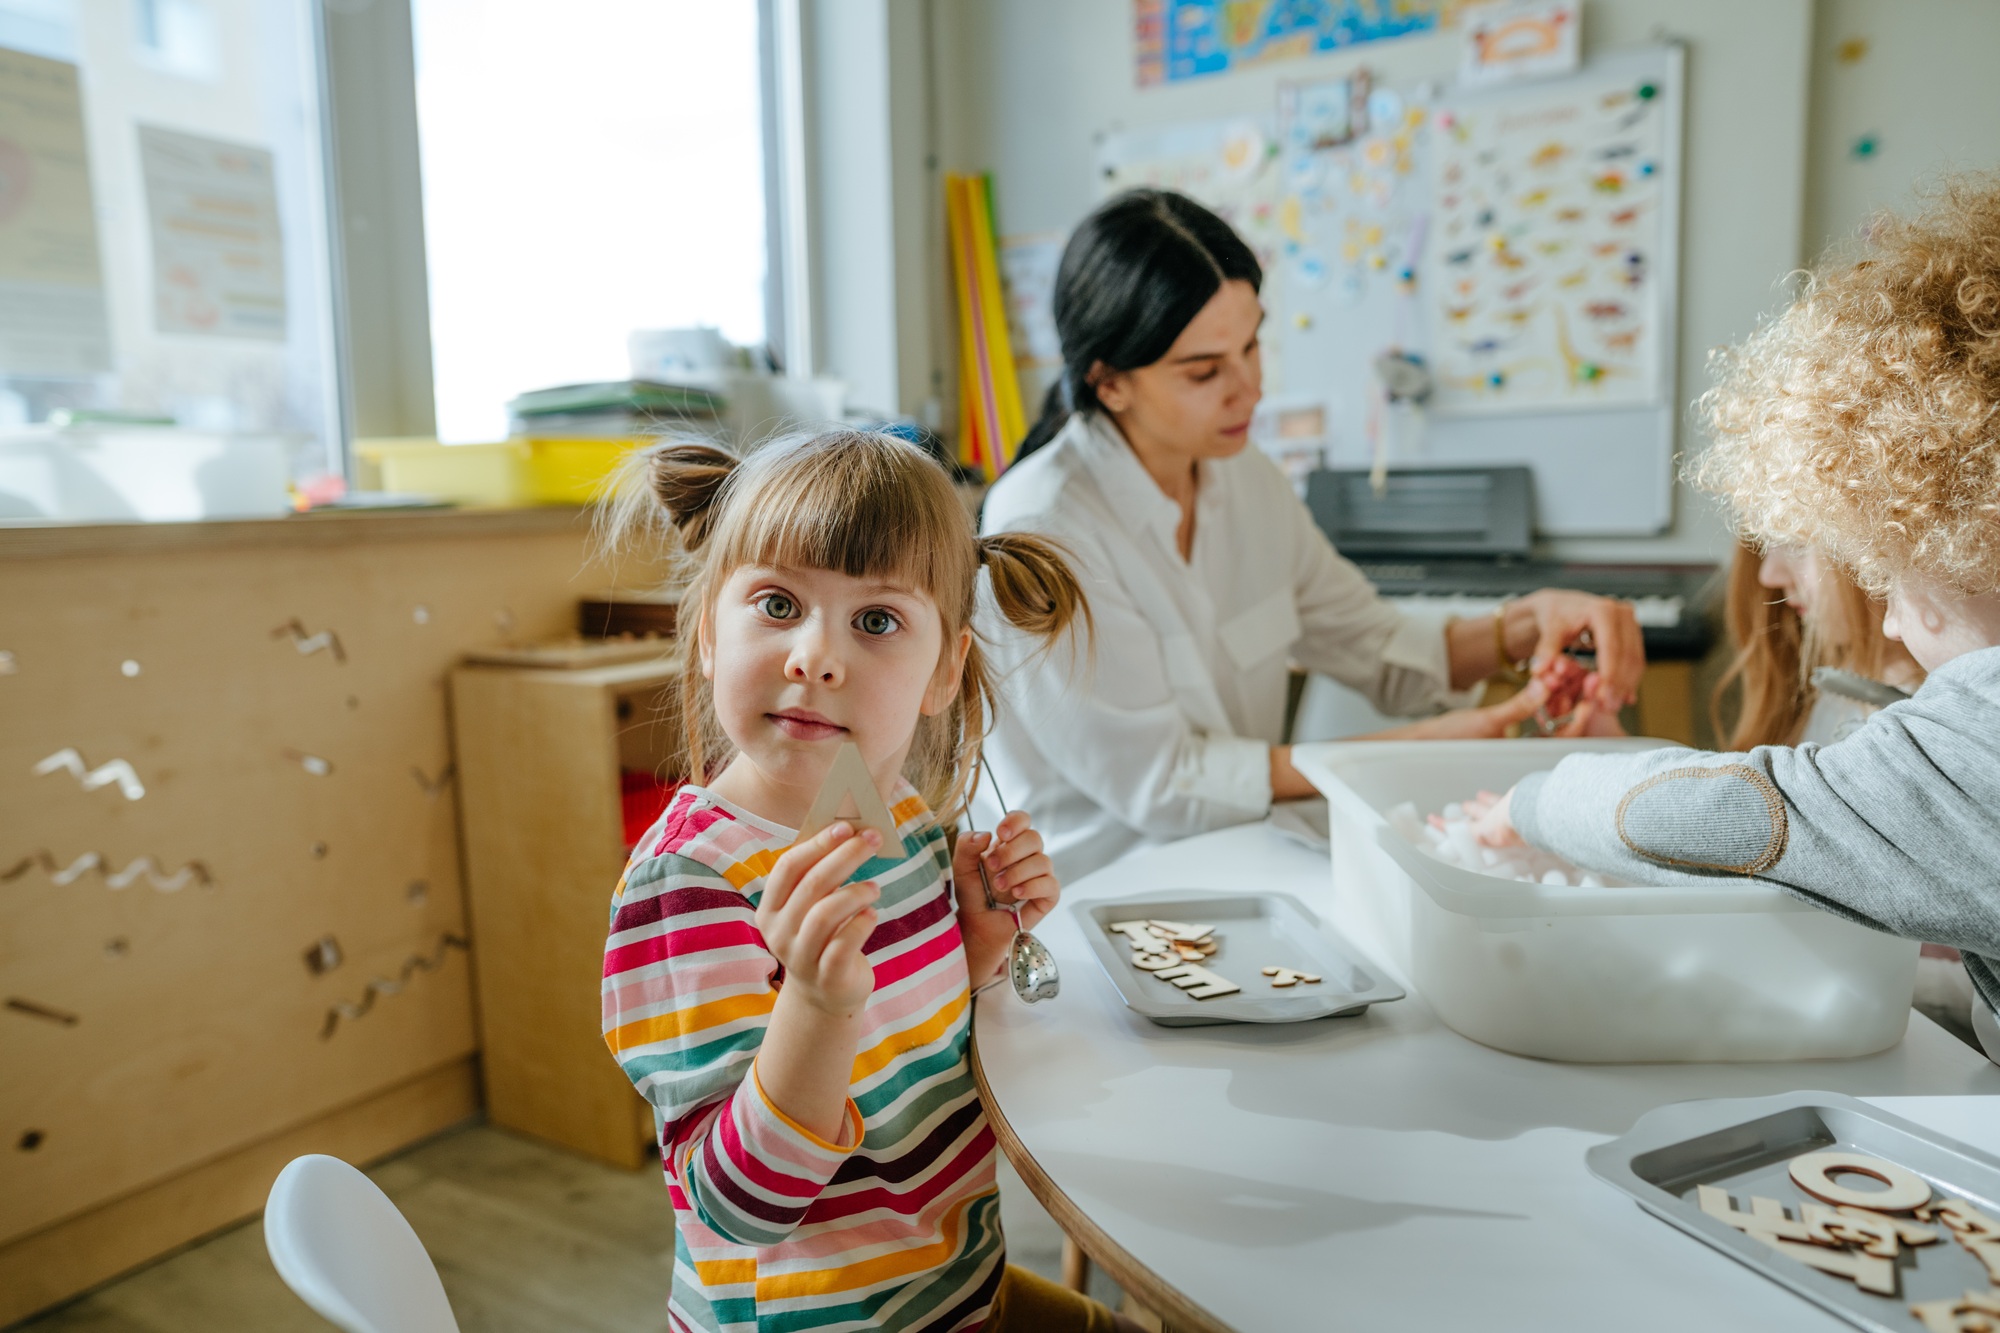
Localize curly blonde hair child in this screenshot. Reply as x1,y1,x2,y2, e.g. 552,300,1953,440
1472,174,2000,1065
1695,174,2000,596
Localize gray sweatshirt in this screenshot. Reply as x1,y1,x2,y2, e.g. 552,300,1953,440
1514,644,2000,1055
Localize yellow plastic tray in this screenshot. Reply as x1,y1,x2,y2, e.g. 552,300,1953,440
520,436,645,505
356,438,528,507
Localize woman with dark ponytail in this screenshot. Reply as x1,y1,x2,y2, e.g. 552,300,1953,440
978,189,1649,879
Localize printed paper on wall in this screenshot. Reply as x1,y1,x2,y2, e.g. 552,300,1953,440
1421,67,1669,414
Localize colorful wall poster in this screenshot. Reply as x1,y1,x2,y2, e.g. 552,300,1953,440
1136,0,1455,87
0,45,112,375
1459,0,1581,88
1274,71,1432,305
138,124,286,340
1420,66,1671,414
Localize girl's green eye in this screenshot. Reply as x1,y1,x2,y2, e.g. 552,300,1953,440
759,593,797,619
856,608,898,636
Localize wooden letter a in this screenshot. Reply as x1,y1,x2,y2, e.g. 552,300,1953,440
798,742,904,848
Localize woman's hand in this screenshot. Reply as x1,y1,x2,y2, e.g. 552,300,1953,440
756,822,882,1017
1463,788,1524,847
1504,589,1646,709
953,811,1060,986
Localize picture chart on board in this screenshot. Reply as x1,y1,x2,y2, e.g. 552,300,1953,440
1093,45,1685,537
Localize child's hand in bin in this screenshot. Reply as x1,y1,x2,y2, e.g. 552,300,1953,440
1535,654,1592,720
1529,655,1628,737
952,810,1060,985
757,822,883,1016
1464,788,1525,848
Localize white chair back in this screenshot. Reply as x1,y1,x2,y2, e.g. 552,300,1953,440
263,1153,459,1333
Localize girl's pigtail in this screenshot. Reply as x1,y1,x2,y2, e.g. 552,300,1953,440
927,534,1093,821
978,532,1093,647
645,441,739,550
592,439,742,790
594,438,739,560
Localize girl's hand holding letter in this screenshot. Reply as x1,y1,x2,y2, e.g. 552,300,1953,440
757,821,883,1017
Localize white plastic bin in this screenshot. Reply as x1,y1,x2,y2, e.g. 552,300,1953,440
1292,739,1918,1063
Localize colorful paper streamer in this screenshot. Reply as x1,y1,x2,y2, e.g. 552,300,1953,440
945,173,1027,481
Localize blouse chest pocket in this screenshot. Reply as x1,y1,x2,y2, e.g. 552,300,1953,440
1158,629,1215,691
1218,590,1302,673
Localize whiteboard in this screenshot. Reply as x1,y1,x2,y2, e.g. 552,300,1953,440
1096,44,1685,537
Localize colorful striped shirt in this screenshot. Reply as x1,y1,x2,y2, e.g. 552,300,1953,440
602,782,1004,1333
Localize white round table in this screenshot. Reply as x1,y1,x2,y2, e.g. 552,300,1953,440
971,823,2000,1332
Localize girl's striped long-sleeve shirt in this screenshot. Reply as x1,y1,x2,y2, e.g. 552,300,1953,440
602,783,1004,1333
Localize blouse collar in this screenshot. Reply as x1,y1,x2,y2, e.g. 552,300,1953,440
1069,411,1198,553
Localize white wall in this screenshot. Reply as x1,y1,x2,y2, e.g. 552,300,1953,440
1802,0,2000,261
926,0,1818,564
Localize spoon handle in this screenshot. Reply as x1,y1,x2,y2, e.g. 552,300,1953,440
970,755,1017,918
979,755,1012,817
971,833,1023,924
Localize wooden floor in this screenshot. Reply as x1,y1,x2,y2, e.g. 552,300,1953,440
12,1119,1120,1331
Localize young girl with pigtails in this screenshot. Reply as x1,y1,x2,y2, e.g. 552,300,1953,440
598,431,1139,1333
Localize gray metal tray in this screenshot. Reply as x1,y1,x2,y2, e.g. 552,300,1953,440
1081,889,1403,1027
1587,1091,2000,1332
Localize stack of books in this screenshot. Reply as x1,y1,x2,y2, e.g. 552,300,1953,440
505,380,725,439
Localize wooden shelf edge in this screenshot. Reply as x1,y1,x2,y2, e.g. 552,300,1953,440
968,1024,1234,1333
0,506,592,562
0,1058,479,1327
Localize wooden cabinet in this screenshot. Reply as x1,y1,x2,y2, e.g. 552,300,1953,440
0,509,656,1324
451,651,684,1169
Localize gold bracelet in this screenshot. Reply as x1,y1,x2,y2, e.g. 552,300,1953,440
1493,601,1530,684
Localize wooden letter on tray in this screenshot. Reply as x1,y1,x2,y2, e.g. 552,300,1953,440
1149,963,1241,999
1745,1233,1898,1296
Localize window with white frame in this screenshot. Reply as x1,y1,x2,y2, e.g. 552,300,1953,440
411,0,770,443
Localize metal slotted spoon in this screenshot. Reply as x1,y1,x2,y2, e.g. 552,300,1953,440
972,758,1059,1003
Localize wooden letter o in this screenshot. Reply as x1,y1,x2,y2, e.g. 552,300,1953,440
1788,1151,1932,1212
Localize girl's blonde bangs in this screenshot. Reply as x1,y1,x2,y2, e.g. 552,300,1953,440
605,428,1088,820
707,432,976,616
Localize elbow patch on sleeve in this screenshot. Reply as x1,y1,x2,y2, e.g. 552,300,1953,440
1613,764,1788,875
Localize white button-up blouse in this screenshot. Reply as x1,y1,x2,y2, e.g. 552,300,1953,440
976,412,1458,880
